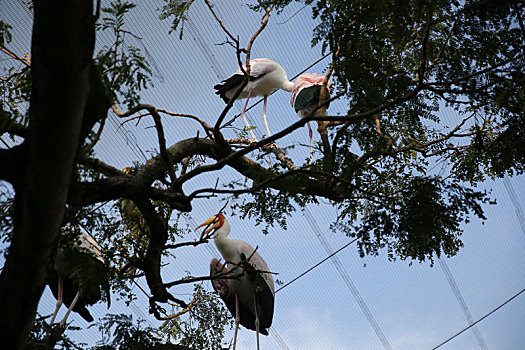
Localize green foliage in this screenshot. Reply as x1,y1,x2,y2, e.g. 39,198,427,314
27,315,86,350
159,0,195,39
0,195,14,257
333,176,492,264
285,0,524,179
96,0,153,108
0,64,31,132
159,284,233,350
453,116,525,182
232,187,316,234
93,314,166,349
237,125,257,140
0,20,13,46
238,0,524,263
2,0,524,346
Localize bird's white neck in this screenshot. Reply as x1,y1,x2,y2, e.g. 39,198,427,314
282,80,294,92
214,235,241,264
212,220,242,262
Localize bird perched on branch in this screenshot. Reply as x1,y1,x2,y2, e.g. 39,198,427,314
215,58,294,142
47,227,110,326
196,213,274,350
290,73,332,162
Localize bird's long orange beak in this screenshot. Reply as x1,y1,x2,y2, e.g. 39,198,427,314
195,215,221,240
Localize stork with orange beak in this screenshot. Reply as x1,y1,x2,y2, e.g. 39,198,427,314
196,213,274,350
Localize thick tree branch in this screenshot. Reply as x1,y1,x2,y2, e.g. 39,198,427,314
133,197,169,303
0,1,96,348
0,145,25,185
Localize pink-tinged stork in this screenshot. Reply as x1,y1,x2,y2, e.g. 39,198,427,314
290,73,332,162
196,213,274,350
215,58,294,141
47,227,110,326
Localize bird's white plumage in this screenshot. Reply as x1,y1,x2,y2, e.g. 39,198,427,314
49,227,109,325
76,232,104,263
55,229,104,274
198,213,274,349
225,58,294,101
215,58,294,140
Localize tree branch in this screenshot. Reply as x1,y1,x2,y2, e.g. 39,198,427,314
0,1,97,347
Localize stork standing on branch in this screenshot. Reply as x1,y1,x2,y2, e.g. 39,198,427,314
291,73,332,162
196,213,274,350
214,58,294,142
47,227,110,326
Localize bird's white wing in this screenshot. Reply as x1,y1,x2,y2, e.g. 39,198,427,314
234,58,276,79
210,257,233,299
77,233,104,263
237,241,275,295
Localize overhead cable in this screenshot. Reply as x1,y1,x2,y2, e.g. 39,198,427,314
432,288,525,350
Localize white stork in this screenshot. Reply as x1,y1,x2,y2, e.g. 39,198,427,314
214,58,294,142
196,213,274,350
290,73,332,162
47,227,110,326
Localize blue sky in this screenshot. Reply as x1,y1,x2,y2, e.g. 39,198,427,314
1,1,524,349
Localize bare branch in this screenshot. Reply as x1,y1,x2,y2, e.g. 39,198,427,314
165,238,208,250
203,0,238,45
79,117,106,157
112,102,177,184
0,47,31,66
157,109,213,138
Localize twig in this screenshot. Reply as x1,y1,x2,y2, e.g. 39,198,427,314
157,109,213,138
80,117,107,156
316,45,339,163
203,0,238,44
179,156,191,177
423,0,471,80
0,47,31,66
112,102,177,184
157,295,197,320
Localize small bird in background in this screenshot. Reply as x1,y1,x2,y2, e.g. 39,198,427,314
215,58,294,142
290,73,332,163
196,213,274,350
47,226,110,326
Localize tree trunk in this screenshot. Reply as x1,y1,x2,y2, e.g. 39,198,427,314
0,1,95,348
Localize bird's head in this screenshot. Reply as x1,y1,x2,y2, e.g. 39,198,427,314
122,167,131,174
195,213,229,240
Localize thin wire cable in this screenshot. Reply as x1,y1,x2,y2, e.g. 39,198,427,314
438,259,487,349
275,235,359,294
108,113,149,162
432,288,525,350
270,327,291,350
503,177,525,237
277,4,309,25
303,208,393,350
